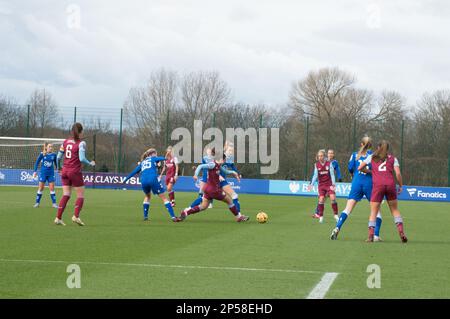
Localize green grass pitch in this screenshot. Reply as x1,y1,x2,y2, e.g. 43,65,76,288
0,186,449,298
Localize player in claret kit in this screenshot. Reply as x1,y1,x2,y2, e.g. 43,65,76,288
358,140,408,243
308,149,338,223
220,141,242,213
179,148,249,222
123,148,180,222
188,148,214,209
330,136,383,241
55,123,95,226
32,142,58,208
159,146,179,207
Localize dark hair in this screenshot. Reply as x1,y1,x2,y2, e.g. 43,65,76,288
373,140,390,163
71,122,83,141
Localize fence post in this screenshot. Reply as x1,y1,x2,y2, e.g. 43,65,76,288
118,108,123,173
400,120,405,169
165,110,170,146
26,104,30,137
93,134,96,189
73,106,77,123
304,116,310,180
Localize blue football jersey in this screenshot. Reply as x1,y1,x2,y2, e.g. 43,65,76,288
348,150,373,184
34,152,57,175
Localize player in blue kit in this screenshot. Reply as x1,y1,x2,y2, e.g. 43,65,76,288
188,148,214,208
123,148,180,222
330,136,383,240
220,141,242,213
32,143,58,208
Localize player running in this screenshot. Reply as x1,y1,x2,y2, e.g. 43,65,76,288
33,143,58,208
220,141,242,213
159,146,179,207
123,148,180,222
358,140,408,243
55,123,95,226
179,149,249,222
188,148,214,209
308,149,338,223
330,136,383,240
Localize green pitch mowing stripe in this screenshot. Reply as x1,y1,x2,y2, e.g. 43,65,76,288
1,186,450,298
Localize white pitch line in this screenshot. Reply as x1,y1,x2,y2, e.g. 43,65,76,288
0,258,321,274
306,272,339,299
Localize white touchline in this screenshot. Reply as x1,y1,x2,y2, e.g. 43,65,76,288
0,258,321,274
306,272,339,299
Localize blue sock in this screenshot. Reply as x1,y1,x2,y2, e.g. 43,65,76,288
50,192,56,204
143,202,150,219
36,192,42,204
336,211,348,230
232,198,240,212
190,194,203,208
375,216,382,237
165,202,175,219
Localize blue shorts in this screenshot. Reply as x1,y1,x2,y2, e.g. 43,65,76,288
219,179,229,188
348,182,372,202
142,180,165,195
39,174,55,184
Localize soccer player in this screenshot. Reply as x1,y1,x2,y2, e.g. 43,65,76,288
123,148,180,222
55,123,95,226
327,149,342,182
179,149,249,222
330,136,383,240
307,149,338,223
220,142,242,213
188,148,214,208
159,146,179,207
358,140,408,243
32,143,58,208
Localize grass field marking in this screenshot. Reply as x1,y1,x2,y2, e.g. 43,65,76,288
0,258,323,275
306,272,339,299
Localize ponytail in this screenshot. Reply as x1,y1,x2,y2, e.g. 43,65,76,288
71,122,83,141
140,148,156,161
373,140,390,163
357,136,372,160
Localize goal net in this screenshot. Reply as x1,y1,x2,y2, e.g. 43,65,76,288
0,137,65,171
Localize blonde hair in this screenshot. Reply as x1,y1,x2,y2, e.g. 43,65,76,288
316,149,326,161
357,136,372,160
166,146,173,158
140,148,157,161
42,142,48,155
373,140,390,163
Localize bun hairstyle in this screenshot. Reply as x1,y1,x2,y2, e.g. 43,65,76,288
140,148,157,161
357,136,372,160
71,122,83,141
372,140,390,163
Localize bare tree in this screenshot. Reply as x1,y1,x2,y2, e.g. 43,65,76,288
26,89,59,137
181,71,231,125
0,95,23,135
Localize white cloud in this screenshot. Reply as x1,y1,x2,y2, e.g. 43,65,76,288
0,0,449,108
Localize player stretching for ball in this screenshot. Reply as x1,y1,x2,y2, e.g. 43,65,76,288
124,148,180,222
188,148,214,209
358,140,407,243
159,146,179,207
33,143,58,208
55,123,95,226
179,149,249,222
220,141,242,213
308,149,338,223
330,136,383,240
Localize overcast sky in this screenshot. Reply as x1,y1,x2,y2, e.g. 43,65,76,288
1,0,449,109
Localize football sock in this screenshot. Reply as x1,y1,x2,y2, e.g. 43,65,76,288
336,211,348,230
74,197,84,218
143,202,150,219
232,193,240,212
315,202,319,214
375,211,382,237
57,195,70,219
394,216,404,234
164,201,175,219
331,200,338,215
190,194,203,208
368,220,376,239
228,204,239,216
318,203,325,217
169,191,175,202
186,205,201,215
50,191,56,204
36,191,43,204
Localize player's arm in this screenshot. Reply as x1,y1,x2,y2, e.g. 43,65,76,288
334,161,342,182
330,164,336,186
220,165,240,181
358,154,372,171
159,163,166,180
154,156,167,162
123,164,141,183
174,157,179,180
229,162,241,177
57,146,64,171
348,153,355,176
308,167,318,191
79,141,95,167
194,163,214,180
33,153,43,177
53,154,58,171
394,158,403,194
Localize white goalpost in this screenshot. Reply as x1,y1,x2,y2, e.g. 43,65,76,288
0,137,65,171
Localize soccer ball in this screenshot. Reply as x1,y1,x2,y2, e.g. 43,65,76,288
256,211,268,223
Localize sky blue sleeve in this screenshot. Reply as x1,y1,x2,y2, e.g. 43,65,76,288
34,153,43,172
79,148,92,165
330,164,336,185
220,165,235,176
195,163,214,177
124,165,141,183
310,166,318,185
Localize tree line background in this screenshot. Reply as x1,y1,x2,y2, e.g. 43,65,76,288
1,67,449,186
